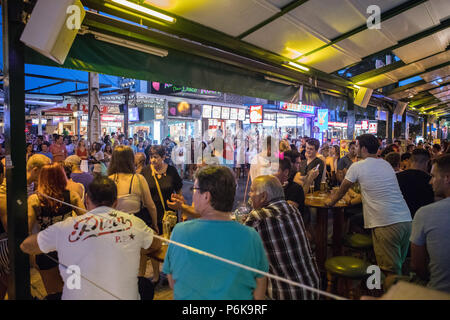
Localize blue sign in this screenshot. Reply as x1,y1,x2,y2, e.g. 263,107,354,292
315,109,329,132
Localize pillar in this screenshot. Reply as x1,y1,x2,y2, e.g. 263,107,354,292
2,0,31,299
88,72,101,144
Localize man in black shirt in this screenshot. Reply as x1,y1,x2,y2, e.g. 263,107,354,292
298,138,324,191
396,149,434,218
274,158,305,214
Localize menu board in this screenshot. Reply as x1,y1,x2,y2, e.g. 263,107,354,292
221,107,230,120
238,109,246,121
212,106,221,119
229,108,238,120
202,105,212,118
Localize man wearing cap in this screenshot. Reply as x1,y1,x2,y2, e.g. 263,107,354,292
65,155,93,191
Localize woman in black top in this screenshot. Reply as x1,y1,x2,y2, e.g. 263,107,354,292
141,145,182,284
27,163,85,299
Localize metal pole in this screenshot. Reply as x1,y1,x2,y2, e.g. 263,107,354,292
123,89,129,139
2,0,31,300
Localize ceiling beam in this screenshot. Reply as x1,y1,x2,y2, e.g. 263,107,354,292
352,49,449,84
340,17,450,71
396,61,450,83
351,61,405,83
25,80,66,93
237,0,309,39
299,0,428,58
386,77,450,96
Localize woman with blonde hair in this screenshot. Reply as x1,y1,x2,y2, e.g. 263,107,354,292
27,163,85,299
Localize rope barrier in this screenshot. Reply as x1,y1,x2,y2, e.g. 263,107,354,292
24,192,348,301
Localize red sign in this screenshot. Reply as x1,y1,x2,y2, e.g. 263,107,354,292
361,120,369,130
368,122,378,134
249,105,263,123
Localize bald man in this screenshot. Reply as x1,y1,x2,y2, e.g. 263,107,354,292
245,175,320,300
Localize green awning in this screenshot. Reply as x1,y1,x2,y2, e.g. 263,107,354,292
25,34,298,102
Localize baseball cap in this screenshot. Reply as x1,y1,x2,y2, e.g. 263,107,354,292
65,155,81,165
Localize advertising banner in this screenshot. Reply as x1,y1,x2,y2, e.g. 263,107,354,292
315,109,328,132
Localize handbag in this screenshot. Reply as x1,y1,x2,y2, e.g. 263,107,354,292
152,166,178,240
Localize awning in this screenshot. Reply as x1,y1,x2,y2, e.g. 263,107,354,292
25,34,298,102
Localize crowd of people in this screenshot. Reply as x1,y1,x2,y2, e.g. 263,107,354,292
0,130,449,300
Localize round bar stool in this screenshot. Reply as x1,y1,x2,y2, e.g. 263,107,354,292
325,256,371,299
343,233,374,263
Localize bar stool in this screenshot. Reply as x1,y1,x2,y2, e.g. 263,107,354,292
343,233,374,263
325,256,371,299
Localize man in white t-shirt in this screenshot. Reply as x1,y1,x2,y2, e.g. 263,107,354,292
325,134,411,276
20,176,161,300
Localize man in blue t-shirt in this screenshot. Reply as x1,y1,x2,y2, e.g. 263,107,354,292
410,154,450,293
163,166,269,300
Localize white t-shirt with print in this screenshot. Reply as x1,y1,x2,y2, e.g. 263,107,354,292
344,157,411,228
37,206,154,300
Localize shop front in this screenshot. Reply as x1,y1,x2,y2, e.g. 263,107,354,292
168,101,202,144
279,102,315,138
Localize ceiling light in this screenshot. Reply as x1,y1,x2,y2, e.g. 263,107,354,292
437,78,443,83
111,0,176,23
91,32,168,57
285,61,310,72
353,84,360,89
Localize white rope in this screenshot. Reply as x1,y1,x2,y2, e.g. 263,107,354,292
36,192,348,301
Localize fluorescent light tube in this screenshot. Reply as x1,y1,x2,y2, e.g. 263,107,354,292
285,61,309,72
92,32,168,57
111,0,175,23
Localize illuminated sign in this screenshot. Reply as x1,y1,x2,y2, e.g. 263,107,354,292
328,122,348,128
32,119,47,125
52,116,70,124
238,109,246,121
221,107,230,120
249,105,263,123
280,102,315,114
368,122,377,134
202,105,212,118
230,108,238,120
212,106,221,119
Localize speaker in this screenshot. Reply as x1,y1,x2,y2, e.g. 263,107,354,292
354,87,373,108
394,101,408,116
20,0,86,64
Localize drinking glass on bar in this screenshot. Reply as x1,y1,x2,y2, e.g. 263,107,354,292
320,182,327,195
309,184,315,195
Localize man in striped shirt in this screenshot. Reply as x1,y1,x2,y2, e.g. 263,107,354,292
245,175,320,300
